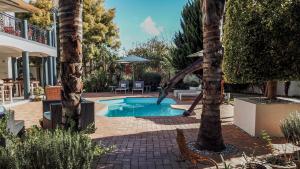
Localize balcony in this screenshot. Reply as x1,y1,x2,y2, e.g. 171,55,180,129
0,12,55,47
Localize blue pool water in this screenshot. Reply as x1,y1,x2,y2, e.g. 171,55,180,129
98,97,184,117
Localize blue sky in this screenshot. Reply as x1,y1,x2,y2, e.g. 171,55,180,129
105,0,188,52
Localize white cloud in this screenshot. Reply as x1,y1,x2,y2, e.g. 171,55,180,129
140,16,163,36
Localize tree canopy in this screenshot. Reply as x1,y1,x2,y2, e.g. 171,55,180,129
223,0,300,84
83,0,120,49
16,0,53,29
171,0,203,71
127,38,173,83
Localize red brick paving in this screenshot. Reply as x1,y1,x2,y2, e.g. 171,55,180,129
10,92,285,169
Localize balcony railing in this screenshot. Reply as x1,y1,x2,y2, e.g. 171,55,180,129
27,23,48,45
0,12,56,47
0,12,22,37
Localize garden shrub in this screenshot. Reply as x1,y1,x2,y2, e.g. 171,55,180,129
183,74,200,87
83,70,111,92
0,147,16,169
0,115,111,169
280,112,300,145
141,72,162,88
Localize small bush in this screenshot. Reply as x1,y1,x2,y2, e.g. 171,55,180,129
0,147,16,169
141,72,161,88
83,70,110,92
280,112,300,145
33,87,44,96
0,116,111,169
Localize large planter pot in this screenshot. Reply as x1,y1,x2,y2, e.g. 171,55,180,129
293,160,300,169
268,163,297,169
292,151,300,169
245,162,272,169
234,98,300,137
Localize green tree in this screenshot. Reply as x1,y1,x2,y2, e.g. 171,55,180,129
171,0,203,71
127,38,173,83
223,0,300,99
82,0,120,76
83,0,120,49
16,0,53,29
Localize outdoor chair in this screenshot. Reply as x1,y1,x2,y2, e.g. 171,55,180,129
42,99,95,130
0,106,24,147
115,81,129,94
132,81,144,94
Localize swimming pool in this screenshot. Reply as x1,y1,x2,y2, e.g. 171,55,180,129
98,97,184,117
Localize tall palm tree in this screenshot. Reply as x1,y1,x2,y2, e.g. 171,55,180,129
58,0,83,130
196,0,226,152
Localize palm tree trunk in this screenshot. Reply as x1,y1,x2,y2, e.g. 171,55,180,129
196,0,225,152
59,0,83,131
265,80,277,100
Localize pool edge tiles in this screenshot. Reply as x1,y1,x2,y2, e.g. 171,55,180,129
97,97,185,117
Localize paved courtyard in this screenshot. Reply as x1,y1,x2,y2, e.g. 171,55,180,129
10,92,287,169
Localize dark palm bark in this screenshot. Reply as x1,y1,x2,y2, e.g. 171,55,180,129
59,0,83,131
196,0,225,152
157,58,203,104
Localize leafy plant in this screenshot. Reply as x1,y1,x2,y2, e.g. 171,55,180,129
141,72,162,89
33,87,44,96
220,154,234,169
83,70,110,92
261,131,295,167
261,130,276,154
280,112,300,145
0,147,16,169
0,115,111,169
265,155,294,167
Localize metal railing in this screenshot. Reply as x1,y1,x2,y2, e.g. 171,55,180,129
0,12,23,38
0,12,55,47
27,23,48,45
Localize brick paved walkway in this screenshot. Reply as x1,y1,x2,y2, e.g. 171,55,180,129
10,92,286,169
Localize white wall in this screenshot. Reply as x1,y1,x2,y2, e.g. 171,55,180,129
277,81,300,97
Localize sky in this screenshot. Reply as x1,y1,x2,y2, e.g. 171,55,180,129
104,0,188,53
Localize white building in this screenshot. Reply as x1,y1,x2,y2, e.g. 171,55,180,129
0,0,57,100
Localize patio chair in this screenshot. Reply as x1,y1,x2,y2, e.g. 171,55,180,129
132,81,144,94
176,129,219,168
0,106,25,146
115,81,129,94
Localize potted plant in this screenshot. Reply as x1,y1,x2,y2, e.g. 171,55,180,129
280,112,300,146
32,87,44,102
292,150,300,168
261,131,297,169
241,142,272,169
242,151,271,169
280,112,300,168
